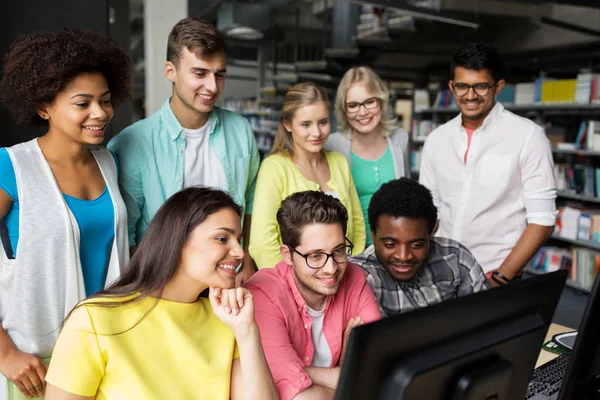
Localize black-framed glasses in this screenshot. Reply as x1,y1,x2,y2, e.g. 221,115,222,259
452,82,496,97
289,238,354,269
345,97,380,114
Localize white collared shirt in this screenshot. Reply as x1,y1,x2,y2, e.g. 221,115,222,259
419,102,556,273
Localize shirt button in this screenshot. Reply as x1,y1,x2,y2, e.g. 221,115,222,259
304,324,308,329
177,178,182,182
179,149,184,153
305,357,310,362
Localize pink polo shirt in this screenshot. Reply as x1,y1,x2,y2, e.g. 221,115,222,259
245,260,381,400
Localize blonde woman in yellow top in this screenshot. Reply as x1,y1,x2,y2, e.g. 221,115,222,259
44,187,278,400
249,82,365,270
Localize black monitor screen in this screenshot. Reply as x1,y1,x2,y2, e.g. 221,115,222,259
336,270,567,400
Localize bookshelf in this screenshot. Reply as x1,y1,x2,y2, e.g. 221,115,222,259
557,190,600,204
415,103,600,114
550,233,600,252
525,266,590,293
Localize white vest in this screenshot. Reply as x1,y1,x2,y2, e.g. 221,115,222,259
0,139,128,359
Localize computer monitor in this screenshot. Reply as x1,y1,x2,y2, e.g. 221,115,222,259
335,270,567,400
556,268,600,399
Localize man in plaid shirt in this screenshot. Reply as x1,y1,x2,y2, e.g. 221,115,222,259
352,178,490,317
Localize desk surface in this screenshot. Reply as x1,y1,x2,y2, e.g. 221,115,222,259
535,323,575,368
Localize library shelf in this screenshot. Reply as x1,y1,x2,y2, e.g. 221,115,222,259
557,191,600,204
525,267,590,294
550,233,600,251
552,149,600,157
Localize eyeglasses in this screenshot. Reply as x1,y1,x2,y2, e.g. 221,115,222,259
452,82,496,97
345,97,380,114
289,238,354,269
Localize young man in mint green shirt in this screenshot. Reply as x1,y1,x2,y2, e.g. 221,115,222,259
108,18,259,285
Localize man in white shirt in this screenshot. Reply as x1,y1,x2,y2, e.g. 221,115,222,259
419,42,556,286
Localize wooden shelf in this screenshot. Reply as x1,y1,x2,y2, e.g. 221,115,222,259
550,233,600,251
525,267,590,293
557,191,600,203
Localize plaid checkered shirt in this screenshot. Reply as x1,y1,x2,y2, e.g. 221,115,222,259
351,237,491,317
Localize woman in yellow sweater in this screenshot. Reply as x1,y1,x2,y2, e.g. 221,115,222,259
249,82,365,270
44,187,278,400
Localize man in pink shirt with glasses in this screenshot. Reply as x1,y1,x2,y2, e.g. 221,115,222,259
245,191,381,400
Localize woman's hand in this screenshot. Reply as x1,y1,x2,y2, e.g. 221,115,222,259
209,287,257,338
0,348,47,398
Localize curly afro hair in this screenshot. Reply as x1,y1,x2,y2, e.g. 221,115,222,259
0,29,131,126
368,178,438,234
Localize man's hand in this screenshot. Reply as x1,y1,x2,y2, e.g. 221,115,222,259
0,348,48,398
340,316,364,364
236,254,256,287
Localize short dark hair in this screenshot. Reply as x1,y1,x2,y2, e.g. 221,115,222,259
450,42,506,82
167,18,227,65
368,178,438,234
0,29,131,126
277,191,348,249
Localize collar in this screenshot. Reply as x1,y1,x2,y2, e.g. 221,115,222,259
160,97,221,142
458,101,504,134
278,260,334,313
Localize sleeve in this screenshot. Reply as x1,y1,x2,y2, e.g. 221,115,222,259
45,306,105,396
244,120,260,215
352,268,382,324
248,157,286,269
456,244,492,296
247,286,312,400
418,138,440,210
519,126,557,227
393,128,411,178
0,148,18,201
108,135,145,246
342,158,366,254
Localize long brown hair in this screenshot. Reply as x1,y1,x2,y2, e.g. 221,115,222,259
270,82,330,156
69,187,242,329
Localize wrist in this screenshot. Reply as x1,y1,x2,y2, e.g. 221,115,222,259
232,322,260,342
491,269,512,285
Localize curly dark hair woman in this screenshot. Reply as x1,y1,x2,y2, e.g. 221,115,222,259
0,29,131,399
0,29,131,126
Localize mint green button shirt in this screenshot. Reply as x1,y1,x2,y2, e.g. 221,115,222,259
108,99,259,246
351,147,395,246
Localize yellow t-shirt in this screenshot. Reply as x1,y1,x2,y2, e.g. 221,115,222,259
45,295,239,400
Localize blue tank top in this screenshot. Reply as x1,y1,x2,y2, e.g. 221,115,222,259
0,148,116,296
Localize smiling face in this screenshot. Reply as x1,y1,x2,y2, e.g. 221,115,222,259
344,82,382,135
41,72,113,144
450,66,504,125
175,207,244,291
165,47,226,122
283,101,330,156
373,215,430,282
281,223,348,310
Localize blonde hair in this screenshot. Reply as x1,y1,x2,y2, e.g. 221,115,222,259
335,66,397,138
270,82,330,156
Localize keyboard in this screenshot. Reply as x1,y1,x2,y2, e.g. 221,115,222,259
525,353,570,400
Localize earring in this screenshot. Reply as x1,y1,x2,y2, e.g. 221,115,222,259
40,114,48,120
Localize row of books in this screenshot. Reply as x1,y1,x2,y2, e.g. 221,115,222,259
411,120,438,141
554,164,600,197
410,148,422,172
573,120,600,150
531,246,599,290
555,206,600,243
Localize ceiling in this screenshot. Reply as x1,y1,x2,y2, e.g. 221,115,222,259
189,0,600,85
